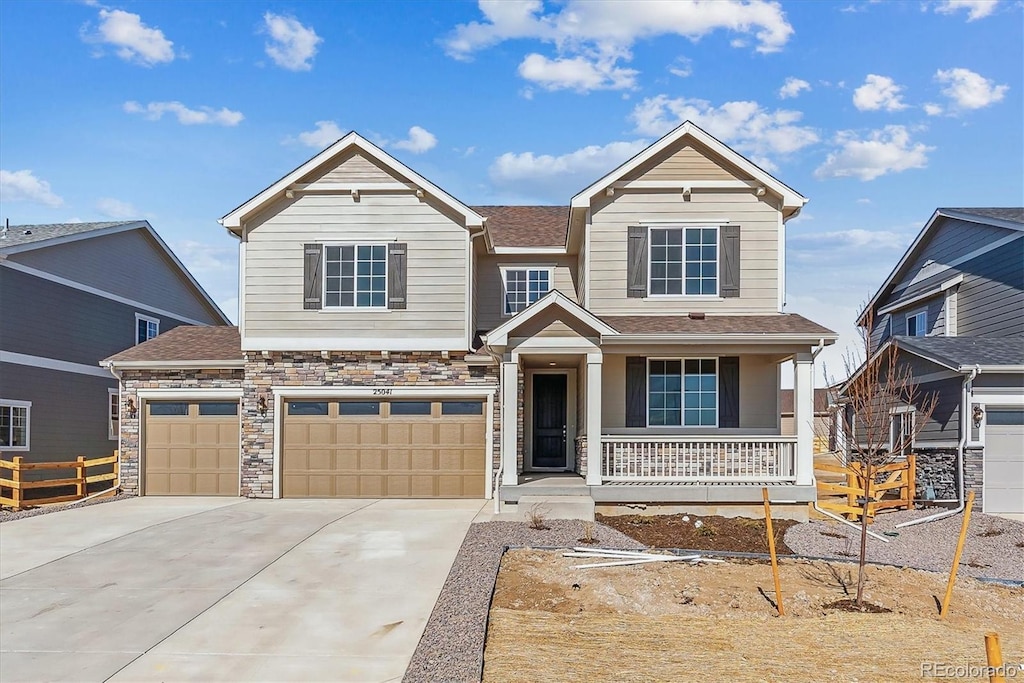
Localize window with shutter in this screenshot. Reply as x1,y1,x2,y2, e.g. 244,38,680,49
388,243,407,309
626,226,648,298
303,243,323,310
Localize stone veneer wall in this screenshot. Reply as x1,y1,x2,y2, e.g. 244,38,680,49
913,447,984,506
242,351,500,498
118,368,245,495
575,435,588,477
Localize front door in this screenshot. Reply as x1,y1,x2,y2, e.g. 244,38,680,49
532,374,567,469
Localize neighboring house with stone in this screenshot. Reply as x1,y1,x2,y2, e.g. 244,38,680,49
780,388,833,452
847,208,1024,519
104,121,836,518
0,221,230,474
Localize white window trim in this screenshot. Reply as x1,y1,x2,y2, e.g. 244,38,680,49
108,388,119,441
135,313,160,345
499,265,554,317
906,309,927,337
321,243,390,312
0,399,31,451
646,357,719,428
889,405,916,454
646,225,720,299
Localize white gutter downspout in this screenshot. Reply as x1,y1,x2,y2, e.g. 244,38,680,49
809,338,892,543
896,365,980,529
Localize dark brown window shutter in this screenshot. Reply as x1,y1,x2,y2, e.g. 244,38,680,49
720,225,740,298
303,243,322,310
718,356,740,428
626,226,648,298
388,242,407,310
625,356,647,427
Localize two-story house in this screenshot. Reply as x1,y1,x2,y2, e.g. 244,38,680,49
851,208,1023,519
105,122,836,517
0,221,230,475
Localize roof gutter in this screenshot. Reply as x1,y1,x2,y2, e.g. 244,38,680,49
602,334,838,345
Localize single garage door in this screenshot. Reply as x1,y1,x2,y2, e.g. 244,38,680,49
144,401,240,496
985,408,1024,516
283,398,486,498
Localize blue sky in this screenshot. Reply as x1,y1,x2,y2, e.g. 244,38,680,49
1,0,1021,381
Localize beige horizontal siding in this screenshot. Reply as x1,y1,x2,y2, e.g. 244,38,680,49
475,254,578,332
623,143,753,182
301,150,399,185
587,191,780,315
244,192,468,343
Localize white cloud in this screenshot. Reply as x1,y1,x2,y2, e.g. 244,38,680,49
83,8,176,66
443,0,794,93
96,197,140,219
778,77,811,99
391,126,438,154
263,12,322,71
856,197,872,204
923,102,944,116
293,120,345,148
518,53,638,91
815,125,933,181
852,74,908,111
629,96,819,168
668,56,693,78
490,139,649,202
933,0,999,20
935,67,1008,110
791,228,911,250
123,100,244,126
0,169,63,207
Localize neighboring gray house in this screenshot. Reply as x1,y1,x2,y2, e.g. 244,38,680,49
0,221,230,470
851,208,1023,519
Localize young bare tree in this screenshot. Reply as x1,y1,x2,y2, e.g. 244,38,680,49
821,310,938,607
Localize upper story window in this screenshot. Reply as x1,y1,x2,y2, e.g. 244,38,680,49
502,267,552,315
649,227,718,296
906,310,927,336
108,389,119,441
325,245,387,308
0,399,31,450
648,358,717,427
136,314,159,345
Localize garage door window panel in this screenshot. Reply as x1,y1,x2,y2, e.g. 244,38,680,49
390,401,433,416
150,402,189,416
339,401,381,416
442,401,484,415
987,409,1024,426
198,402,239,416
288,401,329,416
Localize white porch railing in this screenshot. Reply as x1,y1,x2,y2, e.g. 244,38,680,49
601,436,797,483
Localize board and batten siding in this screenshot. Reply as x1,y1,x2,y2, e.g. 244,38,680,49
243,192,469,345
586,191,781,316
7,228,223,325
475,254,578,332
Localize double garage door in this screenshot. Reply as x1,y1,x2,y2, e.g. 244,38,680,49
984,408,1024,516
282,398,487,498
144,400,240,496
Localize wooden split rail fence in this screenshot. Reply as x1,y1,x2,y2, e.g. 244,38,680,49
0,451,120,510
816,454,915,522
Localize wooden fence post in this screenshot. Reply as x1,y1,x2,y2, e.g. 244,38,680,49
12,456,24,510
762,487,785,617
940,489,976,619
985,632,1006,683
114,450,120,488
906,454,916,510
75,456,87,499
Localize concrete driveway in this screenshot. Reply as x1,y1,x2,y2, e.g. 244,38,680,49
0,497,484,682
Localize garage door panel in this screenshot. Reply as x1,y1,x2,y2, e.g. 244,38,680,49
359,451,384,470
306,423,335,445
985,414,1023,516
387,476,411,497
168,448,194,470
387,450,412,471
437,475,464,498
144,402,239,496
359,475,385,497
438,451,463,470
410,450,435,470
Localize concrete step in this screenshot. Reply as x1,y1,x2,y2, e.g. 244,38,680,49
515,495,596,523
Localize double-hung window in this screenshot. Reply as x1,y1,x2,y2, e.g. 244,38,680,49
0,400,30,450
502,267,551,315
108,389,119,441
906,310,927,336
648,359,717,426
650,227,718,296
324,245,387,308
891,408,915,457
136,314,159,345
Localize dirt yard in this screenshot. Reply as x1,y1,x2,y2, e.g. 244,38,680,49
483,549,1024,682
597,513,797,553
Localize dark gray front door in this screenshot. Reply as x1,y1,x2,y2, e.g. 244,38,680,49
532,374,567,469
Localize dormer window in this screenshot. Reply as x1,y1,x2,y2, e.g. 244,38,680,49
906,310,927,336
502,267,552,315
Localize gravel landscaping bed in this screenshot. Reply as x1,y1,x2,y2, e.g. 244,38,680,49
0,491,130,523
403,520,642,683
785,508,1024,581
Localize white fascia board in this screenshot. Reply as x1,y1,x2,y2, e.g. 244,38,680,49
137,388,242,399
492,246,567,255
878,274,965,315
241,336,470,352
569,121,807,211
105,360,245,370
273,385,497,397
220,132,483,230
485,290,618,346
964,365,1024,373
0,221,147,255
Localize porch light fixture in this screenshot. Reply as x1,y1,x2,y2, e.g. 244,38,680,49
125,397,138,419
257,394,269,417
972,405,984,428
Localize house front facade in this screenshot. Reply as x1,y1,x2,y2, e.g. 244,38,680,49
106,122,835,512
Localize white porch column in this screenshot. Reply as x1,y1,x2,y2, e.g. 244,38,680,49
501,360,519,487
793,352,815,486
586,354,603,486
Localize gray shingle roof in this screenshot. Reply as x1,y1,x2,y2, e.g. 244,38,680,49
471,206,568,247
895,336,1024,369
0,221,141,249
602,313,836,336
940,208,1024,225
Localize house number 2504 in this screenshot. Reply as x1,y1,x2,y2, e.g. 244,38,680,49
372,388,393,395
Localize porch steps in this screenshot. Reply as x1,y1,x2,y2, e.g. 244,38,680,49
515,495,596,523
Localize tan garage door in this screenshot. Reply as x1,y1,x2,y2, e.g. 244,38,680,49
283,399,486,498
144,401,240,496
